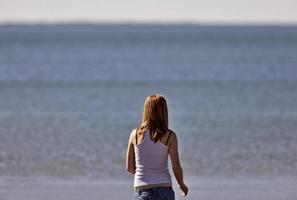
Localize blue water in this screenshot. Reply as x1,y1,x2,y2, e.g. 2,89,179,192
0,24,296,179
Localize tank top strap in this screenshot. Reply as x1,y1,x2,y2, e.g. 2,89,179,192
165,130,172,145
135,128,138,145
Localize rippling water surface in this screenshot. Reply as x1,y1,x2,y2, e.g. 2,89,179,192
0,25,296,179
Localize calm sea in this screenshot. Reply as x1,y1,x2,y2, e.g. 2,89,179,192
0,24,296,179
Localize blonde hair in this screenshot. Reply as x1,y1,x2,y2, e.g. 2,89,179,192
139,94,168,143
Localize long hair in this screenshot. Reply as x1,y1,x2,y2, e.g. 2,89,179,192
139,94,169,143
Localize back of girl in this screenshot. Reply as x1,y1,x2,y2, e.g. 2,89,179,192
126,94,188,200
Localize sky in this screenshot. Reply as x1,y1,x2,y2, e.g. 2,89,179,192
0,0,297,24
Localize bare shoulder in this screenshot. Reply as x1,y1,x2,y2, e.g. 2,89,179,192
168,129,177,138
129,128,137,145
168,129,178,144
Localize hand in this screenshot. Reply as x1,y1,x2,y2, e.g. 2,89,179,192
179,183,188,196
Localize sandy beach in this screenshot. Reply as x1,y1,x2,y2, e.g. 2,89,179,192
1,176,296,200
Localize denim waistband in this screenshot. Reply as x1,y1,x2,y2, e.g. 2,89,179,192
135,186,172,192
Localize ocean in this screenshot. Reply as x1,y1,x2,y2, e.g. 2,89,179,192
0,24,296,180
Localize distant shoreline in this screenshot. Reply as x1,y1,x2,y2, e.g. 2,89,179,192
0,22,296,27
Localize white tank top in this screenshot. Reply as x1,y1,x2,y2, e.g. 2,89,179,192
133,129,172,188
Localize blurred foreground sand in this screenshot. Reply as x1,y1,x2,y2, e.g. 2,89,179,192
0,177,296,200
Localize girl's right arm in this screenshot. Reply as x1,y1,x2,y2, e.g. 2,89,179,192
169,132,188,196
126,129,136,174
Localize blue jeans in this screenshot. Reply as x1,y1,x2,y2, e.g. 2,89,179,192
134,186,175,200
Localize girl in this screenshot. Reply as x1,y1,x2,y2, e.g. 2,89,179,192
126,94,188,200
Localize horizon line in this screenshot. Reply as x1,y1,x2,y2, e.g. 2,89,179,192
0,20,297,27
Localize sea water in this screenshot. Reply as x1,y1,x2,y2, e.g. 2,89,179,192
0,24,296,179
